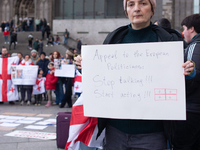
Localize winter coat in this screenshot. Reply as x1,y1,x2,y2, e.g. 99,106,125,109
3,31,9,36
33,41,39,50
184,33,200,113
97,24,185,139
45,68,58,90
36,58,50,77
38,42,43,55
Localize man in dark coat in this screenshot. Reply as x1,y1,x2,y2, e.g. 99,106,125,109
36,52,49,77
38,39,43,55
1,21,5,32
76,38,82,54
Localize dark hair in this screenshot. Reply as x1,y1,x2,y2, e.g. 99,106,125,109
157,18,171,29
181,14,200,33
2,46,6,49
24,54,30,58
38,68,43,75
40,52,46,56
17,52,23,57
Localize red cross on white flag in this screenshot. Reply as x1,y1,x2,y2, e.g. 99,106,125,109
0,56,19,102
32,77,46,95
73,70,82,95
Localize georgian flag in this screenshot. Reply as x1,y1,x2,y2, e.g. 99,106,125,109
32,77,46,95
65,94,105,150
0,56,19,102
73,70,82,94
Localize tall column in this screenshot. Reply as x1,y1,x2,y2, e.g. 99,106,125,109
193,0,199,13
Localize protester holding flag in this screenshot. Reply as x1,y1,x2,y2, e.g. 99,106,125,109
19,54,34,106
45,62,58,107
59,49,74,108
51,51,64,105
32,68,46,106
73,0,195,149
0,46,19,105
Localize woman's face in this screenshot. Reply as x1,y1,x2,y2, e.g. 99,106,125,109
25,55,29,61
126,0,153,29
53,52,58,59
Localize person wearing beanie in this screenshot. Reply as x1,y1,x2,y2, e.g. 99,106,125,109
73,0,196,150
31,49,40,65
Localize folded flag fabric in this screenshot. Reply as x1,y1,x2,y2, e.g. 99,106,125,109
65,94,105,150
73,70,82,95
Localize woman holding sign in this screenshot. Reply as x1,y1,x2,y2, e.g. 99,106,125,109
74,0,195,149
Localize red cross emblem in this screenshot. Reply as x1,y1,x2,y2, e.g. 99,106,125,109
10,87,15,92
75,85,79,90
37,86,41,91
0,58,11,101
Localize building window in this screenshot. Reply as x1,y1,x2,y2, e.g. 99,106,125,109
54,0,125,19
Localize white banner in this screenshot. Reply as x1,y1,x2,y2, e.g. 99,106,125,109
54,59,75,78
82,42,186,120
12,66,38,85
32,77,46,95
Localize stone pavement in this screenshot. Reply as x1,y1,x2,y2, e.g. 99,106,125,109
0,96,77,150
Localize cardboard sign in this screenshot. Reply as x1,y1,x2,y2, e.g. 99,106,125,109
82,42,186,120
11,66,38,85
54,59,75,78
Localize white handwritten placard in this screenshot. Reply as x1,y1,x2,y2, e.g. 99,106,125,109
82,41,186,120
55,64,75,78
12,66,38,85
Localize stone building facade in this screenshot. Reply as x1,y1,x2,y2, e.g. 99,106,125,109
0,0,199,44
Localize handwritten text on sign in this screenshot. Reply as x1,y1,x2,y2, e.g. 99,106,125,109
82,42,186,120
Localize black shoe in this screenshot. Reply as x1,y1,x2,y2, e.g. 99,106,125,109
0,102,4,104
9,101,15,105
59,104,65,108
66,105,72,108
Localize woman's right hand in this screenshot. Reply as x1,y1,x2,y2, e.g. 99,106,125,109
74,55,82,69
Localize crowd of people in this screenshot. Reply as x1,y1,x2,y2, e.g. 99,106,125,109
0,46,80,108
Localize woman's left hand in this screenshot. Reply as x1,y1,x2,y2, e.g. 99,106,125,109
182,60,194,75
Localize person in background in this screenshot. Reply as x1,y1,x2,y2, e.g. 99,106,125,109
33,38,39,51
28,33,34,49
38,39,44,55
35,17,40,31
19,54,34,106
64,29,69,45
51,51,64,105
46,35,54,47
167,13,200,150
1,21,5,32
34,69,46,106
17,52,23,64
60,49,74,108
45,62,58,107
48,53,53,61
3,28,9,44
30,49,40,65
46,23,51,40
53,35,61,45
36,52,49,78
9,32,17,50
76,38,82,54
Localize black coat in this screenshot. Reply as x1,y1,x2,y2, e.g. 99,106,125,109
97,24,185,139
36,58,50,77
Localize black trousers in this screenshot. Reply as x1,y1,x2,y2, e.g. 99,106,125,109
35,94,42,103
9,41,16,49
170,112,200,150
21,87,32,101
28,40,32,47
61,78,72,107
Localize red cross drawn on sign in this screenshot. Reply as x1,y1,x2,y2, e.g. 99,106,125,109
75,85,79,90
37,86,41,91
0,58,11,102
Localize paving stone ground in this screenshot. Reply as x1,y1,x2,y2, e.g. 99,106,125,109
0,96,77,150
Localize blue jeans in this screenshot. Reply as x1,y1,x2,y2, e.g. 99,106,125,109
64,38,68,45
55,79,64,104
4,36,8,42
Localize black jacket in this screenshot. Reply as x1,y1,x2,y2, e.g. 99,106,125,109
97,24,185,139
36,58,50,77
184,34,200,113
